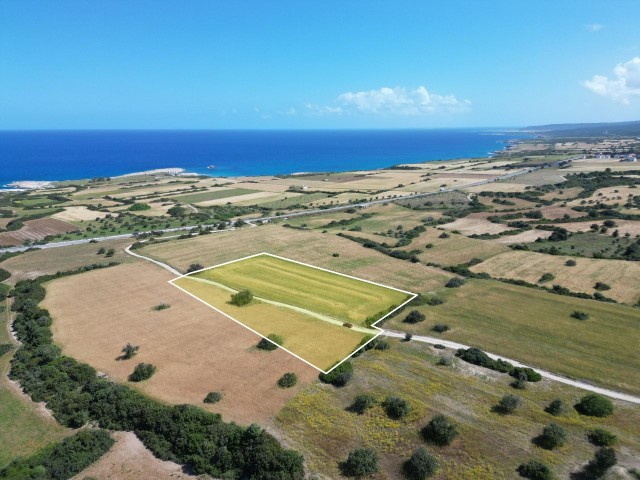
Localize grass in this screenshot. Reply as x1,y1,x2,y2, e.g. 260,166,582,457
190,254,411,325
0,298,69,467
259,192,331,209
276,339,640,479
173,275,372,371
527,232,636,260
416,229,510,266
171,188,258,204
386,279,640,396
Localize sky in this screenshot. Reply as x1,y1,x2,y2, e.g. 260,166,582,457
1,0,640,129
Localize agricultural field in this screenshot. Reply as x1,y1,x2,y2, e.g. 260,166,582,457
0,217,79,247
385,279,640,396
174,254,413,370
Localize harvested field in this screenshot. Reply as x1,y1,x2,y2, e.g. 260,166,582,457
494,229,553,244
44,262,317,425
552,220,640,237
471,250,640,304
0,239,134,284
386,279,640,395
540,187,583,200
72,431,196,480
465,182,530,193
415,229,510,265
440,212,510,235
0,218,12,229
540,205,584,219
0,218,79,247
171,188,258,205
52,206,110,223
197,191,277,206
139,225,451,293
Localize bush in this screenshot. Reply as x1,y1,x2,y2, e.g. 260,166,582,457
343,448,380,477
403,447,438,479
203,391,223,404
456,347,513,374
545,399,565,416
0,268,11,282
510,367,542,382
349,394,376,414
230,289,253,306
187,263,203,273
537,423,567,450
438,232,450,239
588,447,616,476
404,332,413,342
497,394,523,414
129,203,151,211
517,460,553,480
575,394,614,417
277,372,297,388
319,361,353,387
404,310,426,323
128,363,156,382
594,282,611,291
152,303,170,311
421,414,459,446
565,259,577,266
588,428,617,446
538,273,555,283
436,356,453,366
257,334,283,351
445,277,465,288
382,396,410,419
432,324,449,333
423,295,444,306
0,344,12,356
120,343,140,360
570,311,589,320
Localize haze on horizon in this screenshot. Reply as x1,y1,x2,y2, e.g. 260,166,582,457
1,0,639,130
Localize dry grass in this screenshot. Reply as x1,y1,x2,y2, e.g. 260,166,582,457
415,229,510,265
72,431,196,480
494,230,553,244
43,261,318,425
471,250,640,304
52,206,110,223
139,225,451,293
440,213,510,235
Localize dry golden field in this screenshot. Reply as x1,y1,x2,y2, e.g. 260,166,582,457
43,261,318,425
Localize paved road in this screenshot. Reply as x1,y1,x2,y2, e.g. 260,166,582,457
383,330,640,404
1,161,559,255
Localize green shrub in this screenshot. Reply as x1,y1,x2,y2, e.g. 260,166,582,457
445,277,465,288
349,394,376,414
432,324,449,333
545,399,565,416
372,338,390,350
575,394,614,417
319,361,353,387
403,447,438,479
565,259,577,266
120,343,139,360
421,414,459,446
382,396,410,419
456,347,513,373
423,295,444,306
277,372,297,388
128,203,151,211
497,394,523,414
436,356,453,367
404,310,426,324
594,282,611,291
0,268,11,282
128,363,156,382
230,289,253,306
187,263,204,273
537,423,567,450
257,334,283,351
517,460,553,480
510,367,542,382
152,303,170,311
0,344,13,356
342,448,380,477
538,273,555,284
204,391,223,404
588,428,617,446
589,447,616,475
571,311,589,320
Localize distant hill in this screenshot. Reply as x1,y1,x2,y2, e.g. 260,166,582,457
523,120,640,137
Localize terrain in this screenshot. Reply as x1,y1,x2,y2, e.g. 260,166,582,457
1,134,639,479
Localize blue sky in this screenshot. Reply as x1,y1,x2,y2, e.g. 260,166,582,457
1,0,639,129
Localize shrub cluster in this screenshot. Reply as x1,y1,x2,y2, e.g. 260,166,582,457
517,460,553,480
444,277,465,288
257,334,284,351
404,310,426,324
230,289,253,306
497,394,523,414
203,391,223,404
403,448,438,479
277,372,298,388
382,396,411,419
128,363,156,382
537,423,567,450
342,448,380,477
421,415,459,446
319,361,353,387
588,428,617,447
349,394,376,414
7,272,304,479
575,394,614,417
455,348,542,382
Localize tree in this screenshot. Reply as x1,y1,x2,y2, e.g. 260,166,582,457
120,343,139,360
277,373,297,388
565,259,576,266
128,363,156,382
129,203,151,211
187,263,204,273
588,447,616,476
497,394,523,414
349,394,376,414
594,282,611,291
168,205,186,217
537,423,567,450
404,310,426,324
97,247,106,255
588,428,617,447
445,277,465,288
230,289,253,306
204,392,223,404
575,394,614,417
382,396,410,419
544,399,565,416
421,414,459,446
517,460,553,480
342,448,380,477
403,447,438,479
432,324,449,333
570,311,589,320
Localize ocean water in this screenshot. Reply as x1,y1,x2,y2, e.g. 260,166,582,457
0,129,529,187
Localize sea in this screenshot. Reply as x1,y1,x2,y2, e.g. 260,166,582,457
0,129,531,188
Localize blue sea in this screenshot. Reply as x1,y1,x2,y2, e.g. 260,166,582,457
0,129,530,187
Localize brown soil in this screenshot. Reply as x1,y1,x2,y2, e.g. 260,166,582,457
0,218,78,247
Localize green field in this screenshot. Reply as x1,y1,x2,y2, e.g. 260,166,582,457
386,279,640,395
0,299,69,467
171,188,258,204
191,254,412,325
172,254,412,371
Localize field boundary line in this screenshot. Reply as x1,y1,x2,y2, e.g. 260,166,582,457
169,252,417,373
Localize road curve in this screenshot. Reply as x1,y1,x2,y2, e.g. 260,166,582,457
382,330,640,404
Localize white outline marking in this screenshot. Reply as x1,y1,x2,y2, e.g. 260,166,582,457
169,252,417,373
